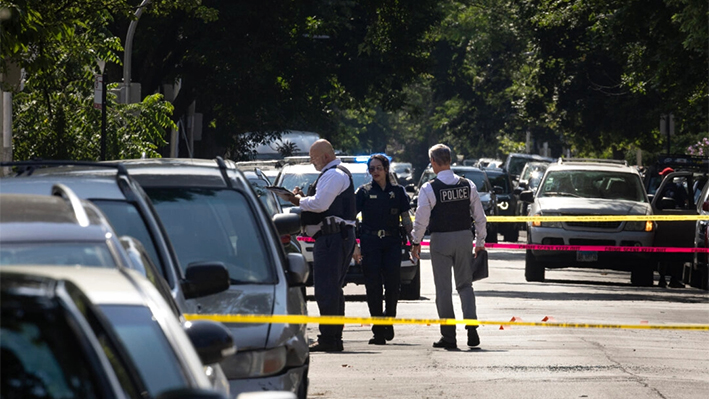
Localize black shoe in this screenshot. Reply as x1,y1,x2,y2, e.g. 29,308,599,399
669,278,685,288
467,329,480,347
368,336,386,345
309,341,343,352
384,325,395,341
432,338,456,349
658,278,667,288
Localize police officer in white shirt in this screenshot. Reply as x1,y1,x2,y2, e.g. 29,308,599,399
411,144,487,349
286,139,356,352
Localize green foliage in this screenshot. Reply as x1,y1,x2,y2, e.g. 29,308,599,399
3,0,173,161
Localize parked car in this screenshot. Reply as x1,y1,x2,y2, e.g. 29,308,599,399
116,157,311,399
482,167,519,242
391,162,415,186
502,153,555,183
474,157,503,169
0,185,232,394
520,158,656,285
515,161,551,226
691,179,709,290
0,161,230,309
0,266,232,399
414,164,500,244
651,168,709,288
274,156,421,299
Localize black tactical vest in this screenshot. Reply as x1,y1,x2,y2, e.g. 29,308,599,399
428,177,472,233
301,164,356,226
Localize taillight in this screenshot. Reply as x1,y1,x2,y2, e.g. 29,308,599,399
281,234,291,245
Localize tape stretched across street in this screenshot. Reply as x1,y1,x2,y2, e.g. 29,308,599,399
480,215,706,222
183,313,709,331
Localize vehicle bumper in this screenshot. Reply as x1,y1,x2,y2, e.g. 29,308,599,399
228,364,307,399
528,227,654,269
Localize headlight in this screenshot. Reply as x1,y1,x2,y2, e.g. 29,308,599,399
531,213,562,228
624,220,654,232
497,201,509,211
220,346,287,379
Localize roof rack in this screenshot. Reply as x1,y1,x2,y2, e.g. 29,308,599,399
215,156,234,188
51,183,90,227
1,160,128,176
558,158,628,166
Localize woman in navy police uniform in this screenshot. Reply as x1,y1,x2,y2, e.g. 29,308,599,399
353,154,413,345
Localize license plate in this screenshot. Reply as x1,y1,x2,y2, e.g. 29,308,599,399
576,251,598,262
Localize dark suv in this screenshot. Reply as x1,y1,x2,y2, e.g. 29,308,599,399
110,158,310,399
482,167,519,242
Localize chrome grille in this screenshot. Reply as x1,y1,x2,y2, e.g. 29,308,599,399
565,221,621,229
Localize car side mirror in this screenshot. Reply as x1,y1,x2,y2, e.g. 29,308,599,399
493,186,504,194
273,213,301,236
703,201,709,212
183,320,236,365
518,182,527,190
182,262,230,299
286,253,309,286
519,190,534,203
405,184,416,193
513,187,523,196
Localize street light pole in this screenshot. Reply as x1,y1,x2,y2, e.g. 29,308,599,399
123,0,151,103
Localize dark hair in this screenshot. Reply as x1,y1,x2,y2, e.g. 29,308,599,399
367,154,391,183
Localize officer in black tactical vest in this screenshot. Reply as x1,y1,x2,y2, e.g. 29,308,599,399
286,139,356,352
411,144,487,349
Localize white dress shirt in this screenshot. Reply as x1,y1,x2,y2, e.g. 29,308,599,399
299,159,355,236
411,169,487,248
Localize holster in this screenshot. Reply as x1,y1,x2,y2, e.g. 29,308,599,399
321,216,343,235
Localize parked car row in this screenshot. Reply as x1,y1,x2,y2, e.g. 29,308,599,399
1,158,310,398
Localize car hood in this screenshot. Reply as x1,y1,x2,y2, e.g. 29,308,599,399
536,197,651,215
190,285,276,350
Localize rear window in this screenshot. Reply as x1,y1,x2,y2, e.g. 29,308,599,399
145,188,275,284
1,303,102,399
0,243,117,267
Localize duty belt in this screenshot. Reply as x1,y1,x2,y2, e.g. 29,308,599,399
361,227,398,238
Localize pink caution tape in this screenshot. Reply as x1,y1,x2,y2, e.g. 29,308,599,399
296,237,708,253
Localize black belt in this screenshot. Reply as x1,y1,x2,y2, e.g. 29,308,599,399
361,227,399,238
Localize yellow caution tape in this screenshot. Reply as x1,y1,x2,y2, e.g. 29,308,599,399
184,314,709,330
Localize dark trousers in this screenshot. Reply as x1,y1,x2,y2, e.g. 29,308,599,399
361,235,401,336
312,226,355,345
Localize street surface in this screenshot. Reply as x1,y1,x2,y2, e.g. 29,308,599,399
304,234,709,399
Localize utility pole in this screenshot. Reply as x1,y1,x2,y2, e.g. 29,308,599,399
123,0,151,103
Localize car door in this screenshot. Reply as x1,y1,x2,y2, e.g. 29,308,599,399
651,171,697,262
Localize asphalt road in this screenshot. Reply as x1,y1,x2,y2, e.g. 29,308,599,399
304,235,709,399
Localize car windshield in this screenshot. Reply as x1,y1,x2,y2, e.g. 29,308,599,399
91,200,162,272
539,170,646,202
0,243,117,267
145,188,275,284
100,305,186,396
521,162,548,182
1,302,102,399
392,164,411,174
451,169,489,192
277,168,369,207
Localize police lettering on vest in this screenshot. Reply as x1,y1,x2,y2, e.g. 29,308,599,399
428,178,472,233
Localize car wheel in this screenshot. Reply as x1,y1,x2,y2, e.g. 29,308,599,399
297,361,309,399
503,228,519,242
400,262,421,300
630,265,654,287
525,250,545,282
486,224,498,244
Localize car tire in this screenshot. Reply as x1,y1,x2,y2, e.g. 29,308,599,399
630,265,654,287
525,250,545,282
486,224,499,244
503,228,519,242
399,262,421,300
297,361,309,399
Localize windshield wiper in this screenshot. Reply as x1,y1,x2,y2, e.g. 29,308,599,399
543,191,581,197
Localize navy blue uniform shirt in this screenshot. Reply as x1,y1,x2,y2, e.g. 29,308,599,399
356,181,411,234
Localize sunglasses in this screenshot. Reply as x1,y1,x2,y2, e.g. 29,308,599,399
368,165,384,172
